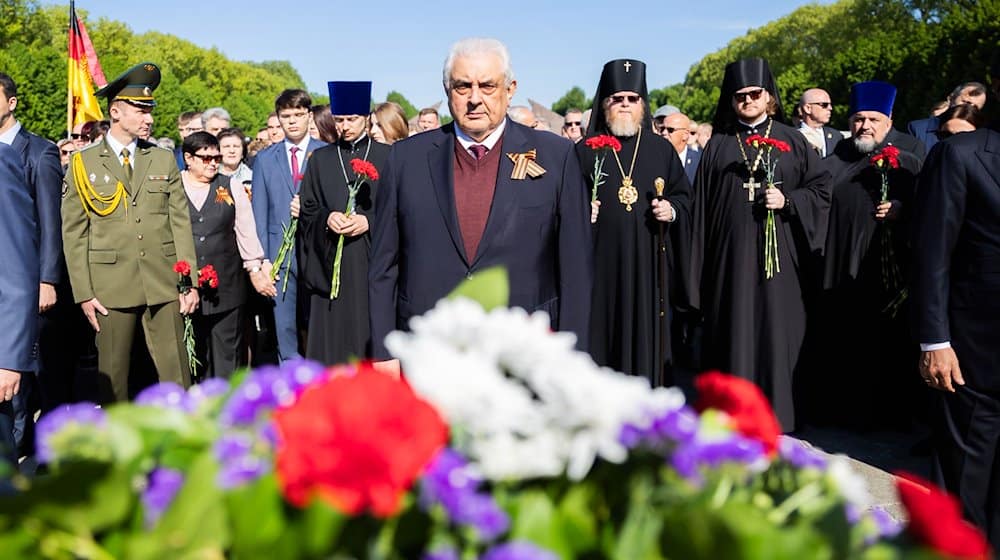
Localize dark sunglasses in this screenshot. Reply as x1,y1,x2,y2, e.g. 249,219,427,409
60,149,74,155
191,153,223,164
564,121,582,127
661,127,686,134
733,88,765,103
70,133,82,140
610,94,642,104
808,102,833,109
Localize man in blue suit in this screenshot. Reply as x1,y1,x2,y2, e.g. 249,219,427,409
0,143,39,464
908,82,988,154
370,38,592,358
251,89,326,362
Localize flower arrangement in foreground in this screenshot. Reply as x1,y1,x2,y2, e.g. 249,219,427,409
0,269,987,559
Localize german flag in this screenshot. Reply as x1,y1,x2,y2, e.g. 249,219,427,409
67,0,107,133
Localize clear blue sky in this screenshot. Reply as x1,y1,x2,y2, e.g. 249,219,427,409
74,0,832,113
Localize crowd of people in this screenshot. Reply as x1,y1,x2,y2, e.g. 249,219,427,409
1,37,999,546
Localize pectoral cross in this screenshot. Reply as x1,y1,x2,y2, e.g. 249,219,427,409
743,178,760,201
623,61,632,73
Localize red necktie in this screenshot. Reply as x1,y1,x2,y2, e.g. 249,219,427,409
290,146,303,186
469,144,488,160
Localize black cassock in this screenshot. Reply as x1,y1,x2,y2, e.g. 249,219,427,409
689,119,831,430
577,132,691,386
802,139,922,427
297,136,388,365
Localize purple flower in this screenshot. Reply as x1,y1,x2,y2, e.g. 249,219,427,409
618,423,645,448
778,436,828,470
670,435,766,481
136,382,193,412
422,548,459,560
421,448,509,540
35,403,106,463
279,358,326,393
219,369,294,427
653,406,699,444
213,432,270,488
869,507,901,542
142,467,184,527
482,541,559,560
845,503,861,524
188,378,230,406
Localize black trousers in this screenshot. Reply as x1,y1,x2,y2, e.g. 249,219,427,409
193,305,247,379
933,385,1000,548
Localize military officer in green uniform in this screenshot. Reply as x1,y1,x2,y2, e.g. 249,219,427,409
62,62,199,402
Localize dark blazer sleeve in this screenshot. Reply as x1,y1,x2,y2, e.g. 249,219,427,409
555,139,593,350
0,146,39,371
912,140,966,344
27,135,64,285
369,146,401,359
250,152,271,259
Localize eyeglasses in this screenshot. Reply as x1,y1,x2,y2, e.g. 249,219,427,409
564,121,582,127
808,102,833,109
661,127,685,134
70,133,82,140
733,88,765,103
60,149,75,155
182,126,204,133
609,94,642,105
190,153,223,164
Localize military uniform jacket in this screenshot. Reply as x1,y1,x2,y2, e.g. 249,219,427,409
62,138,198,308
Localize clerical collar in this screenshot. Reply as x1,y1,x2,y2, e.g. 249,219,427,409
456,118,506,154
738,115,769,133
339,133,369,151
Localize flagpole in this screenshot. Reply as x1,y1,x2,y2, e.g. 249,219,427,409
66,0,75,139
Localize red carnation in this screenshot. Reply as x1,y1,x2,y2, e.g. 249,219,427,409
871,146,901,169
350,158,379,181
895,472,990,559
745,134,765,148
197,265,219,289
173,260,191,276
274,363,447,517
766,138,792,153
694,371,781,454
585,134,622,152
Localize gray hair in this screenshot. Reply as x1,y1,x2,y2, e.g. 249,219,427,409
201,106,231,126
442,37,514,90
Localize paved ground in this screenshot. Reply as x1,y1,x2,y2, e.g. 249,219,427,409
795,425,932,520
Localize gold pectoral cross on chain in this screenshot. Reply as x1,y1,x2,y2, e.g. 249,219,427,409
743,178,761,202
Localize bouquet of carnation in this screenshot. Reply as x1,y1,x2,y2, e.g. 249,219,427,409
2,269,987,559
173,260,200,376
746,135,791,280
270,219,297,293
870,146,906,315
330,158,378,299
584,135,621,202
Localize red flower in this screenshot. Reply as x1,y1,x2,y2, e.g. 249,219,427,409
694,371,781,454
745,134,765,148
895,472,990,559
350,158,379,181
197,265,219,289
765,138,792,153
274,363,448,517
585,135,622,152
871,146,901,169
173,260,191,276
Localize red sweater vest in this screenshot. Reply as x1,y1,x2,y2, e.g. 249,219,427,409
453,138,502,260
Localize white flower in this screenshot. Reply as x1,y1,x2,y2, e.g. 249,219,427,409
386,297,685,481
826,455,871,507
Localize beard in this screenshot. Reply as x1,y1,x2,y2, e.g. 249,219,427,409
853,136,877,154
605,109,643,137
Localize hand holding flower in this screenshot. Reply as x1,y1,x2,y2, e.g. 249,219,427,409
764,187,785,210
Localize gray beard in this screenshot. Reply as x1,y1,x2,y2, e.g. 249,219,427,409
606,113,641,137
853,136,877,154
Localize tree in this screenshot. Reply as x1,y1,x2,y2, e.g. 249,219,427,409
385,91,418,120
551,86,591,115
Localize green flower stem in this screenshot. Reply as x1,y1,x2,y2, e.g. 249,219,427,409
710,476,735,509
270,216,298,295
329,186,360,300
591,155,607,202
183,315,200,378
767,481,824,524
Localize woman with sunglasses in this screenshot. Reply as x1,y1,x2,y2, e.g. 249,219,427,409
181,131,271,379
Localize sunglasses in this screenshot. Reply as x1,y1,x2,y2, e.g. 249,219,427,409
564,121,582,127
808,102,833,109
733,88,765,103
609,94,642,104
70,133,82,140
60,149,74,155
191,153,223,164
661,127,686,134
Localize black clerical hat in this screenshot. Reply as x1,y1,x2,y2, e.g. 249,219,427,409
586,59,652,136
95,62,160,108
328,81,372,116
711,58,784,130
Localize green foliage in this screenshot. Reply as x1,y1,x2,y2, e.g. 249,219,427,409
551,86,592,115
655,0,1000,127
386,90,418,120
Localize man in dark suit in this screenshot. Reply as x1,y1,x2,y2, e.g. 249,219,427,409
250,89,326,362
658,110,701,184
0,143,39,464
369,37,592,358
797,88,842,158
907,82,988,154
913,125,1000,546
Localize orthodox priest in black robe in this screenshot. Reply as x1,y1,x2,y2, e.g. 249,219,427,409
804,81,922,428
578,59,692,387
689,59,832,430
298,81,388,365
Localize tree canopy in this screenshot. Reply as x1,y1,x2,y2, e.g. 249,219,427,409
554,0,999,128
